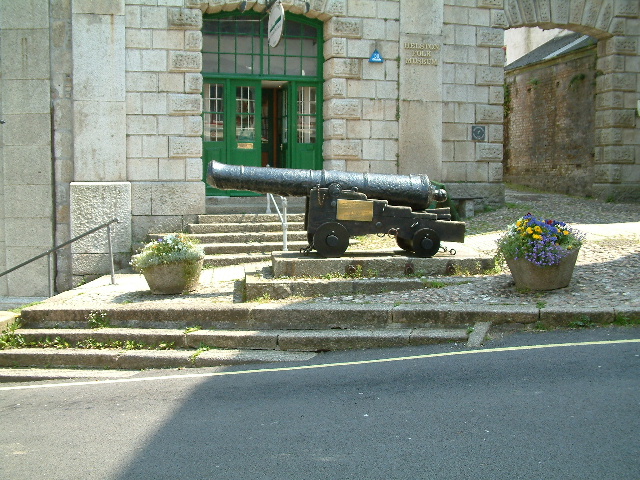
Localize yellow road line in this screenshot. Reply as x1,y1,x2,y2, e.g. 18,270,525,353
1,338,639,392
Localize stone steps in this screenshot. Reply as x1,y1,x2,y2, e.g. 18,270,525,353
188,231,309,244
0,347,315,370
205,196,306,215
0,326,472,370
188,221,306,234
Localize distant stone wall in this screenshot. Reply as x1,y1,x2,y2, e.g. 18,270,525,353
504,47,597,196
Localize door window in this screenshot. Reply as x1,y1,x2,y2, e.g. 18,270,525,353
203,83,224,141
297,86,316,144
236,86,256,145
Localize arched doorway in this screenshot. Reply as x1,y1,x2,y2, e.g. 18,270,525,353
492,2,639,201
201,12,324,196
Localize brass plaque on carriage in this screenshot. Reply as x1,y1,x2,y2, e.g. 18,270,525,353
336,200,374,222
237,143,253,149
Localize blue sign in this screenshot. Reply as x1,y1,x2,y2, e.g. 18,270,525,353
369,49,383,63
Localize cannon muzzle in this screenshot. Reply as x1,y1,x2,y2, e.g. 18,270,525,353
207,160,446,210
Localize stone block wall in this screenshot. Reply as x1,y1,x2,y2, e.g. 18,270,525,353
126,1,205,247
504,48,597,196
0,0,54,297
440,0,505,203
321,2,401,175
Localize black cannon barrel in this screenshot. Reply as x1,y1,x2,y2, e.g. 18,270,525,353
207,160,446,210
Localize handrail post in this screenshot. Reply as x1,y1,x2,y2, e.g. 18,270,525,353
47,253,54,297
281,196,288,252
0,217,120,295
107,223,116,285
265,194,288,251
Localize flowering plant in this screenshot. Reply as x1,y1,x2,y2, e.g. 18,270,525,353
130,233,204,271
496,213,584,266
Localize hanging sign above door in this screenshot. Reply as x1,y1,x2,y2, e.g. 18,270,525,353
268,0,285,48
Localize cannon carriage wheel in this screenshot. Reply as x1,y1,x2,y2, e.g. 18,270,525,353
411,228,440,258
313,222,350,258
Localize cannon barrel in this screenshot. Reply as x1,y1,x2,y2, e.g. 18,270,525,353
207,160,446,210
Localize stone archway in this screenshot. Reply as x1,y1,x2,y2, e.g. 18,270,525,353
490,0,639,200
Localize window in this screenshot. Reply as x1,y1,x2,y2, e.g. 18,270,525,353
297,86,316,143
203,83,224,141
202,15,320,78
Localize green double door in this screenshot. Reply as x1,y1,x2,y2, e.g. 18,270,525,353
203,79,322,196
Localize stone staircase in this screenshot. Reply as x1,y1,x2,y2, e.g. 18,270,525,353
0,196,494,376
198,195,308,267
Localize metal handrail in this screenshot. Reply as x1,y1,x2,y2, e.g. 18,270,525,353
266,194,288,251
0,218,119,297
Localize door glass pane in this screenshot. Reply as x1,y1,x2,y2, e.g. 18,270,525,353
281,89,288,145
204,83,224,142
236,86,256,143
297,87,316,144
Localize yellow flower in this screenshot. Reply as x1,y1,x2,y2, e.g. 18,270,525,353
533,234,542,240
563,230,569,235
526,227,533,234
534,226,542,233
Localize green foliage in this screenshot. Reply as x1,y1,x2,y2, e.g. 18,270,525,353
567,316,595,328
568,73,586,90
9,301,42,313
503,82,511,117
612,314,640,326
189,345,211,364
87,310,111,329
422,280,446,288
130,233,204,271
496,214,584,266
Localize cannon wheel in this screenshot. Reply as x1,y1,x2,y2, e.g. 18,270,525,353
395,236,413,252
313,222,349,258
412,228,440,258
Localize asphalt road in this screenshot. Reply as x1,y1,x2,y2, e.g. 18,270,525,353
1,326,639,480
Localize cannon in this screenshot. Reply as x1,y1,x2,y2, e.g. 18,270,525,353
207,160,465,258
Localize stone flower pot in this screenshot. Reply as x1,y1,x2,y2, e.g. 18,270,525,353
506,248,580,291
141,259,203,294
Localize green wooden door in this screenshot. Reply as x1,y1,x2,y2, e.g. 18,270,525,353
203,79,262,196
287,83,322,170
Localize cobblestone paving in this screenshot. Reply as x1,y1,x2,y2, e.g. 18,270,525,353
19,189,640,312
307,190,640,309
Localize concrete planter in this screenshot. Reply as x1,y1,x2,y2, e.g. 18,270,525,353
506,248,579,291
141,259,203,294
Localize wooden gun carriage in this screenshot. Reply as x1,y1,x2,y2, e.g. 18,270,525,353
207,160,465,258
